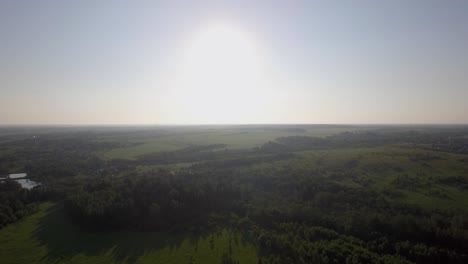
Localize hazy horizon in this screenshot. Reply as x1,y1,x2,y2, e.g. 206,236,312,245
1,123,468,128
1,1,467,125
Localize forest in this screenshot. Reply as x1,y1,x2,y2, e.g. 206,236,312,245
0,125,467,264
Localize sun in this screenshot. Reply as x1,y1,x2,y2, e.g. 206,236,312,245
167,22,272,124
182,23,261,83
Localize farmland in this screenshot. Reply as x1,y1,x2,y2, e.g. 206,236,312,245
98,125,357,160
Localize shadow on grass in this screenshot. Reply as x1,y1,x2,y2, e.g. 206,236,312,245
33,204,214,264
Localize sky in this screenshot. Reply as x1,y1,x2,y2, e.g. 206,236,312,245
1,0,467,125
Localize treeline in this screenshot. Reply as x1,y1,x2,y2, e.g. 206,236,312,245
249,205,468,263
242,166,468,263
65,171,245,231
259,130,468,154
252,221,468,264
0,132,129,181
0,180,51,228
136,144,294,168
137,144,231,164
61,164,468,263
432,138,468,155
255,223,413,264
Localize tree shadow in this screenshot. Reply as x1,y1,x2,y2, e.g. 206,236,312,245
33,204,213,264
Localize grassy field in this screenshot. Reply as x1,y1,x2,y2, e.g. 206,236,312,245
98,126,358,160
136,162,194,173
0,203,258,264
99,131,297,160
101,139,185,160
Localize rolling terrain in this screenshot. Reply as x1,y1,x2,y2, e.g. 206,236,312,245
1,125,467,264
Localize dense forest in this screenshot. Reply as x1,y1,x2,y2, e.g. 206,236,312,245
1,125,468,263
0,180,37,227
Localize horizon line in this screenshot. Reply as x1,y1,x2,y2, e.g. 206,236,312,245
1,123,468,127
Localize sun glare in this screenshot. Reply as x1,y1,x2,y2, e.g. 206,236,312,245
168,23,272,124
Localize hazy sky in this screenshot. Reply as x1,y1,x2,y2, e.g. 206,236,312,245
1,0,467,125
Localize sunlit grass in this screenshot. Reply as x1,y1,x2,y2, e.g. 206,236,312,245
0,203,258,264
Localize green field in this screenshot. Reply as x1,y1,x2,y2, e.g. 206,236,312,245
0,203,258,264
99,126,357,160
